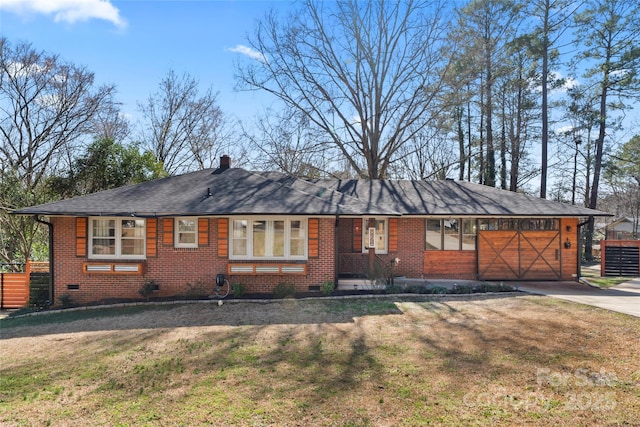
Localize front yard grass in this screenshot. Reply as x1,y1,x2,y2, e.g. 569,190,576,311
580,266,633,288
1,295,639,426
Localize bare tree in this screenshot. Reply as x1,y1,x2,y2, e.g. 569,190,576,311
91,102,131,142
0,38,116,263
235,0,452,179
396,125,459,180
138,70,229,175
192,112,242,171
244,107,332,177
0,38,116,189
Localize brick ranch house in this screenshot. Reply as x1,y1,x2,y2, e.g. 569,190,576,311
16,156,609,305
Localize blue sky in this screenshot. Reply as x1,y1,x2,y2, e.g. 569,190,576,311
0,0,290,128
1,1,637,149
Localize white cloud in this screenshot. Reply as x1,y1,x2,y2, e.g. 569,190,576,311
610,69,629,79
530,72,579,96
5,61,46,78
555,76,578,93
555,125,576,136
228,45,267,63
1,0,127,29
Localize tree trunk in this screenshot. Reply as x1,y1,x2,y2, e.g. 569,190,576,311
584,70,609,261
510,74,523,192
500,92,507,190
457,107,465,181
485,67,496,187
540,4,550,199
467,95,472,181
479,77,485,184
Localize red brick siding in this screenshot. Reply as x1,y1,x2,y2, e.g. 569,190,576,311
392,218,424,277
338,218,579,281
52,216,336,305
337,217,424,278
336,217,478,280
338,218,355,254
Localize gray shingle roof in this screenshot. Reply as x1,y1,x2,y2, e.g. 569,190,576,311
16,168,372,217
311,178,609,217
15,167,609,218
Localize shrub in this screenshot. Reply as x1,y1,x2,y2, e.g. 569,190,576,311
185,280,208,297
406,284,430,294
273,282,295,299
449,284,474,294
429,286,448,294
29,276,50,309
58,294,73,308
321,279,335,296
385,283,405,294
139,280,158,301
232,283,245,298
473,283,514,293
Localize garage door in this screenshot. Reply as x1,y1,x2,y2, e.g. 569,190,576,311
478,230,561,280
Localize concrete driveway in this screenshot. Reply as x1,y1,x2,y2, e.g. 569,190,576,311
515,278,640,318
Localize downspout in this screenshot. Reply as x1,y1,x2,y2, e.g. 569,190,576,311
34,215,54,305
334,216,340,289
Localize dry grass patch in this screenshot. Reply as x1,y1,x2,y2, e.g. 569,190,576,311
1,295,639,426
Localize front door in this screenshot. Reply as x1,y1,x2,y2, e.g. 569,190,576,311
478,230,561,280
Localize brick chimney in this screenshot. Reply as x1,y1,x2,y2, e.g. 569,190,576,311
220,155,231,170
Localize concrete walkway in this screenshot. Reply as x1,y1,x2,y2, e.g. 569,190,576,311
515,278,640,318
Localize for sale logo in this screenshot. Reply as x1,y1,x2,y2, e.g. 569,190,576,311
463,366,621,412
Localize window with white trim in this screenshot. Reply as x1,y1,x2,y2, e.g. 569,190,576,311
175,217,197,248
89,217,146,259
362,218,387,254
229,218,307,260
231,219,248,257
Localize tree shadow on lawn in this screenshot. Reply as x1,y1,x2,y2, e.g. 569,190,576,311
0,292,522,339
407,296,640,389
99,297,639,424
2,295,639,426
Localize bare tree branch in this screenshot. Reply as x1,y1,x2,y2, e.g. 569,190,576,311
235,0,452,178
0,38,115,263
138,70,232,175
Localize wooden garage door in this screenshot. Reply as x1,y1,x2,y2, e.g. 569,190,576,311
478,230,561,280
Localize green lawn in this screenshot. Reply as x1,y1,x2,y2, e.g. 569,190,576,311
580,266,634,288
1,296,639,426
